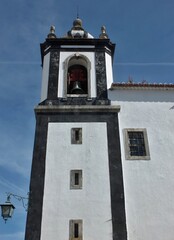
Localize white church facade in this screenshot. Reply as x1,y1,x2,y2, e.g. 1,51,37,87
25,18,174,240
110,83,174,240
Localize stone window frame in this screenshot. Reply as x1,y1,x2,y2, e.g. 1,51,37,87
71,128,82,144
63,53,91,98
69,219,83,240
124,128,150,160
70,170,83,189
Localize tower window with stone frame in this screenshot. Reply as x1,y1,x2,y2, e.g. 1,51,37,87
124,128,150,160
71,128,82,144
70,170,83,189
69,219,83,240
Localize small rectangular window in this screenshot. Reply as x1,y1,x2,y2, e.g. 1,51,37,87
69,220,83,240
74,173,79,185
124,128,150,160
71,128,82,144
70,170,82,189
74,223,79,238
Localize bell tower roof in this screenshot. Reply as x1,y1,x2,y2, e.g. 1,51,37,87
66,17,94,39
46,17,110,40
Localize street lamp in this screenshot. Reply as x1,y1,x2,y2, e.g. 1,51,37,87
0,195,15,223
0,193,28,223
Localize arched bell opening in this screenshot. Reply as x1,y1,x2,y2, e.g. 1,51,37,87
67,64,88,94
63,54,91,98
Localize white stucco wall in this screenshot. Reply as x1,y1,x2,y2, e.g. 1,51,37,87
58,51,96,98
41,122,112,240
40,52,50,102
105,52,114,88
109,89,174,240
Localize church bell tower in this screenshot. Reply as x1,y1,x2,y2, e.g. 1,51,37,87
25,18,127,240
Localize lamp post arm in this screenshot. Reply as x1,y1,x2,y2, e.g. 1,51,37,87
6,192,29,211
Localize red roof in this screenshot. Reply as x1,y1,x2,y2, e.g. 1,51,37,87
110,82,174,90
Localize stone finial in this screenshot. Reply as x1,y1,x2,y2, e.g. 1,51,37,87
99,26,108,39
73,17,83,29
47,25,57,39
67,17,88,39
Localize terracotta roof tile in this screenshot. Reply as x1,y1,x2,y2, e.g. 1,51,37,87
110,82,174,90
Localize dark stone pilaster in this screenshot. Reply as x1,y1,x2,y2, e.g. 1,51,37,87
107,114,127,240
95,51,108,99
47,50,60,99
25,116,48,240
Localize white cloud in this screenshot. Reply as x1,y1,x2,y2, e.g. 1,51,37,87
0,176,24,193
115,62,174,66
0,61,39,65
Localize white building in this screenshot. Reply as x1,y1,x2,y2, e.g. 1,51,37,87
25,18,174,240
109,83,174,240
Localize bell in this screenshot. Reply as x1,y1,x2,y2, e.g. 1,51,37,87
71,81,84,94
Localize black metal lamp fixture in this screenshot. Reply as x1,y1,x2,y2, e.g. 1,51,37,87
0,195,15,223
0,193,28,223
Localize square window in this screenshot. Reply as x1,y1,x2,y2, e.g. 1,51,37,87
70,170,82,189
71,128,82,144
124,128,150,160
69,219,83,240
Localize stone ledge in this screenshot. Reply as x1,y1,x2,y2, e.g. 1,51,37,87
35,105,120,113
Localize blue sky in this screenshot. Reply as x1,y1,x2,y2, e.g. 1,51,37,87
0,0,174,239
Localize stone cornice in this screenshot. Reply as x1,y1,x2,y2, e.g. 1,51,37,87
35,105,120,113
